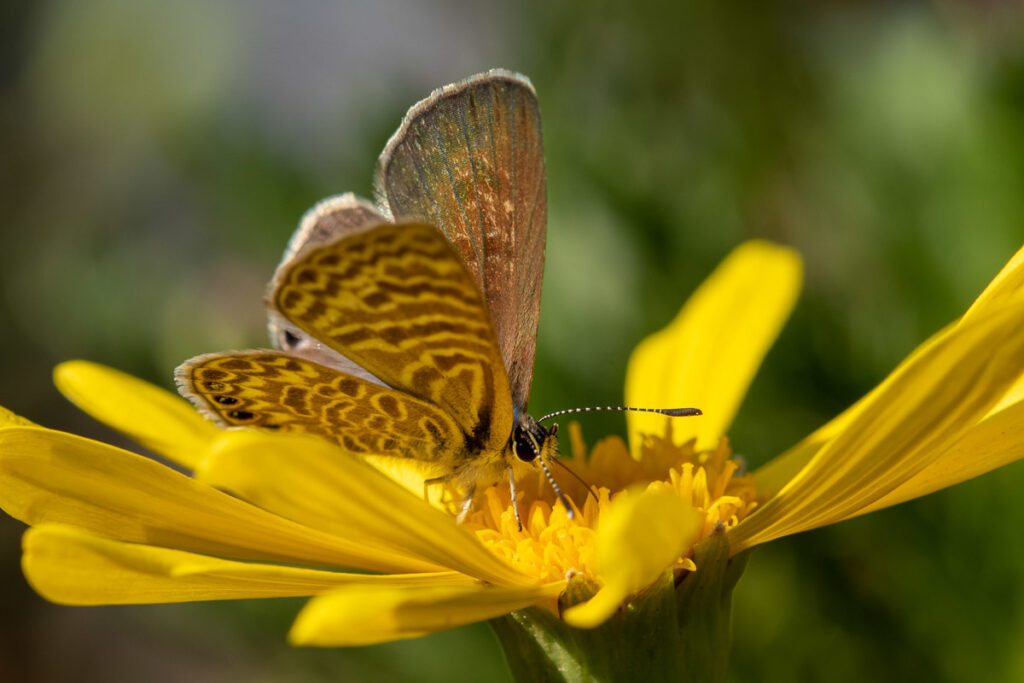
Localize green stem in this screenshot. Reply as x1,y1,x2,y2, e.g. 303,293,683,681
491,530,751,683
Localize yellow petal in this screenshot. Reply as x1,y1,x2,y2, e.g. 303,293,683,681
751,422,837,496
0,426,438,573
966,245,1024,416
197,430,531,587
961,243,1024,323
988,375,1024,419
54,361,220,469
0,405,36,428
853,398,1024,516
626,241,802,453
755,244,1024,494
730,302,1024,552
289,582,562,647
24,524,472,605
959,245,1024,416
562,489,702,628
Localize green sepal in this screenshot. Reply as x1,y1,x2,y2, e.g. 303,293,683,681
490,528,752,683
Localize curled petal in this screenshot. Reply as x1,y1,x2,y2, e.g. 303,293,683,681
563,489,701,628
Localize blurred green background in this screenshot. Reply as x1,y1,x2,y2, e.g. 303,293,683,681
3,1,1024,681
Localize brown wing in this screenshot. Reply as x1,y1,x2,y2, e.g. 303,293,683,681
272,222,514,454
374,69,546,414
266,193,390,385
175,351,464,465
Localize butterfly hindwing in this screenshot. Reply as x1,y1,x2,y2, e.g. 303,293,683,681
275,193,391,270
266,193,391,385
272,222,515,454
175,351,465,464
375,69,546,414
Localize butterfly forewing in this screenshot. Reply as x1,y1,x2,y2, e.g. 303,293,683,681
176,351,464,464
273,222,514,453
375,69,546,414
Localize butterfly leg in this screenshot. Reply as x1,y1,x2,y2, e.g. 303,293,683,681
456,485,477,524
422,475,458,512
423,475,478,523
508,466,524,531
422,475,441,503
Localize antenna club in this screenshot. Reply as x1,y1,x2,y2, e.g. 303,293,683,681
661,408,702,417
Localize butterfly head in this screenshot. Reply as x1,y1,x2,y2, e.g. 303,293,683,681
504,412,568,528
509,413,556,463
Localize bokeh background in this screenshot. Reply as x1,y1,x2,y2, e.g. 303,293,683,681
3,1,1024,681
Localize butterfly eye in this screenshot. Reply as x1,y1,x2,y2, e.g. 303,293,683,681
227,409,257,422
212,395,239,405
512,426,539,462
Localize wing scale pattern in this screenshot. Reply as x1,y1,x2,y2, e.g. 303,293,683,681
176,351,464,463
376,70,546,413
273,222,514,453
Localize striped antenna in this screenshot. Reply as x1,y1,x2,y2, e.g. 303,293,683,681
537,455,574,519
537,405,702,424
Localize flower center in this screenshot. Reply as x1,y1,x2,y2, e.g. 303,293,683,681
461,423,763,583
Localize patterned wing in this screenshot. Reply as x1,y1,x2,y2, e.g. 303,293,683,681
375,69,546,414
272,222,514,454
175,351,464,464
267,193,390,385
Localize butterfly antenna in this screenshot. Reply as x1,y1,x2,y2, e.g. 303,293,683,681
538,405,702,423
550,456,600,504
537,455,575,520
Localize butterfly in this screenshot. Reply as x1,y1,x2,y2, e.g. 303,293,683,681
176,70,556,506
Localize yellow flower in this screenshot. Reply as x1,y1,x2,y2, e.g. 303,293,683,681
3,240,1024,651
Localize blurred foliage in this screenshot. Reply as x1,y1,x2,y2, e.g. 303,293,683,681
2,0,1024,681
